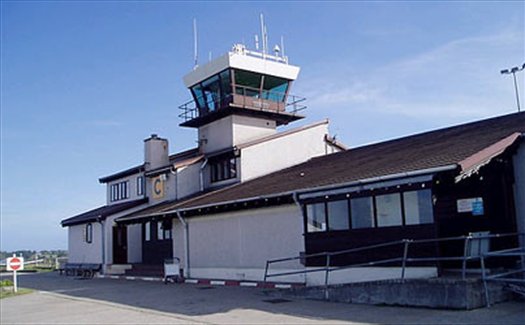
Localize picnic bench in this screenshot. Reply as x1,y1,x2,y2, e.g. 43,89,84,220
58,263,101,278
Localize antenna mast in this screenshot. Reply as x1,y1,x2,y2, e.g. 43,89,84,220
193,18,198,69
260,13,269,55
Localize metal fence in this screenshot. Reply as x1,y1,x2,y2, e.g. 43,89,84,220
264,232,525,302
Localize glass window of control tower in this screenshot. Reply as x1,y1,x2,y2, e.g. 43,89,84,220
191,70,232,113
234,70,262,97
201,75,220,111
263,75,288,101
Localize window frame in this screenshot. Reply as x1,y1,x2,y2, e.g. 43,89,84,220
144,221,151,242
303,184,434,234
85,223,93,244
137,176,144,196
210,155,237,183
110,180,130,202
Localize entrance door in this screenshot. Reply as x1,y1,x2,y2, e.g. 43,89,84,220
113,226,127,264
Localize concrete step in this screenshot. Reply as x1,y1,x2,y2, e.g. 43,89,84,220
125,264,163,277
271,277,513,310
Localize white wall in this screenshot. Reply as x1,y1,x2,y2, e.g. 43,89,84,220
240,122,329,181
67,223,103,263
173,205,305,281
513,141,525,248
197,115,278,154
232,115,276,146
198,116,234,154
176,163,201,199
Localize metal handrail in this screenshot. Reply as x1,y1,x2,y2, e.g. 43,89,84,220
178,85,307,123
480,247,525,307
264,232,524,295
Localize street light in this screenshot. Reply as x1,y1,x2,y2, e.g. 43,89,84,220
500,63,525,112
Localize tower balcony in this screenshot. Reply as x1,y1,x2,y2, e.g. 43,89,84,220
178,85,306,128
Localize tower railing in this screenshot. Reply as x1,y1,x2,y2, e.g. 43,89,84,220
178,85,306,123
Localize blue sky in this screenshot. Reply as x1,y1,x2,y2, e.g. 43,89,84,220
1,1,524,251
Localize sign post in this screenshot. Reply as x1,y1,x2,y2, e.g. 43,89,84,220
6,254,24,293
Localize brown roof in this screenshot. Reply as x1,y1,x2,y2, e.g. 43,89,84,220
99,148,199,183
61,198,148,227
118,112,525,221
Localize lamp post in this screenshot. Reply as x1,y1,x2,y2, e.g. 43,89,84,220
500,63,525,112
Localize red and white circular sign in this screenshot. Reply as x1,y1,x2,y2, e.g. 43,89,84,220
6,257,24,271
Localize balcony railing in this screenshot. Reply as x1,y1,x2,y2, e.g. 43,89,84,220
178,85,306,123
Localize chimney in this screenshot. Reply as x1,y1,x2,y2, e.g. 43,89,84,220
144,134,169,171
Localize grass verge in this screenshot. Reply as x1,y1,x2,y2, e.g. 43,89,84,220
0,288,34,299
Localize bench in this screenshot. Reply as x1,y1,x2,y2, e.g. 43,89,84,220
59,263,101,278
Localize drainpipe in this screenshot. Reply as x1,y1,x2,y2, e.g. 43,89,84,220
98,217,105,275
176,210,190,278
170,167,178,199
199,159,208,192
292,192,301,211
292,192,308,280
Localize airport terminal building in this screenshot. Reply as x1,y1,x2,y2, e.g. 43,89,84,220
61,43,525,285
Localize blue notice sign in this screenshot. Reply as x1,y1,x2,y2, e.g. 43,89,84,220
472,199,484,216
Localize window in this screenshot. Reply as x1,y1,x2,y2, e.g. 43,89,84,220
262,75,289,101
137,176,144,196
375,193,403,227
404,190,434,225
327,200,349,230
306,203,327,232
234,69,262,97
210,157,237,183
201,75,221,111
157,222,164,240
190,69,233,116
110,181,129,202
85,223,93,243
144,221,151,241
351,197,374,229
304,184,435,233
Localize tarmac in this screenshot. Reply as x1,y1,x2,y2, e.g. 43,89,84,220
1,272,524,324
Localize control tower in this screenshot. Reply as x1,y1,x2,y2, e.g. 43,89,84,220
178,43,306,153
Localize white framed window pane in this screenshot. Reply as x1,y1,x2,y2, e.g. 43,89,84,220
327,200,349,230
404,190,434,225
376,193,402,227
157,222,164,240
351,197,374,229
145,221,151,241
137,176,144,195
404,191,419,225
306,203,326,232
164,229,171,240
85,223,92,243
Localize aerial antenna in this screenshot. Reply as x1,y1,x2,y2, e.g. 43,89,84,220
280,35,285,59
193,18,198,69
260,13,269,55
264,25,268,55
255,34,259,50
208,51,212,62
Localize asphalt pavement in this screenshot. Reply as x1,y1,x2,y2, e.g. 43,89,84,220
1,272,524,324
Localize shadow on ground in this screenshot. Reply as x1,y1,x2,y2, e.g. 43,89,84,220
2,272,524,324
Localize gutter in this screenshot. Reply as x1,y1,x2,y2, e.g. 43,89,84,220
96,216,105,275
174,164,459,214
176,211,190,278
199,159,208,192
121,164,459,220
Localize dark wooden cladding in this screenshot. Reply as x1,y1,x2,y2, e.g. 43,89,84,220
433,159,518,269
142,221,173,265
304,224,438,267
303,151,521,270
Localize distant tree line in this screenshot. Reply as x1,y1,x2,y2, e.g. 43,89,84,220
0,250,67,261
